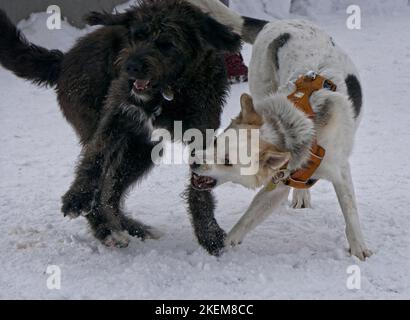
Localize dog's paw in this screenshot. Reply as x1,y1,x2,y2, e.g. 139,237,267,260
120,216,163,240
103,231,131,248
225,231,244,248
349,245,373,261
291,189,312,209
92,222,131,248
61,190,92,219
198,228,227,256
139,225,163,240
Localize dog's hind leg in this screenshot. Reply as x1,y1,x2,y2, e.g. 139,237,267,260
331,162,372,261
291,189,312,209
225,183,290,247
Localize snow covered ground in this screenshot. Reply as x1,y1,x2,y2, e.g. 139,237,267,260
1,1,410,299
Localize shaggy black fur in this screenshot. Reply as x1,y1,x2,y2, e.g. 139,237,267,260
0,0,241,254
242,16,268,44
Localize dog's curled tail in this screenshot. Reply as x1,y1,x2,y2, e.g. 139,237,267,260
0,9,63,87
186,0,268,44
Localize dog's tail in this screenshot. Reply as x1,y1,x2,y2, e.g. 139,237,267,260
0,9,63,87
186,0,268,44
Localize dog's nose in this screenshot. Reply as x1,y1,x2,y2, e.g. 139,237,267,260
126,60,145,77
190,162,201,170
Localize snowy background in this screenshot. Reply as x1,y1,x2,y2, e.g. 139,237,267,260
1,0,410,299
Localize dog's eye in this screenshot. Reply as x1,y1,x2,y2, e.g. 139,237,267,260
157,41,173,52
130,33,144,42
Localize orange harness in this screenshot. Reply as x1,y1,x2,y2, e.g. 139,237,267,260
282,72,337,189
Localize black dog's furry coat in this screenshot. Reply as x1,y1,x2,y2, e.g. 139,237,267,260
0,0,241,254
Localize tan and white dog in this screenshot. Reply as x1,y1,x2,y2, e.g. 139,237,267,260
188,0,372,260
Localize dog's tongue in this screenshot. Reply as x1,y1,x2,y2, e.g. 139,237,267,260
134,79,150,90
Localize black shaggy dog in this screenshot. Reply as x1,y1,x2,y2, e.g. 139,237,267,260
0,0,241,254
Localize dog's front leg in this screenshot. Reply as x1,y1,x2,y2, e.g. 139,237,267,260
182,107,226,255
226,183,290,247
185,185,226,256
331,162,372,261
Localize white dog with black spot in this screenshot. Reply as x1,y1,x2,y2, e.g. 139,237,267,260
188,0,372,260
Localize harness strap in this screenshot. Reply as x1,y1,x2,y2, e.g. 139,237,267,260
283,72,336,189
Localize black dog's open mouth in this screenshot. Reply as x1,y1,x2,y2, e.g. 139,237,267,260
132,79,152,94
191,172,217,191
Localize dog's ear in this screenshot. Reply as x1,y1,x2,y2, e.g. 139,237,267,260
260,147,291,171
199,15,242,52
84,10,131,26
237,93,263,125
